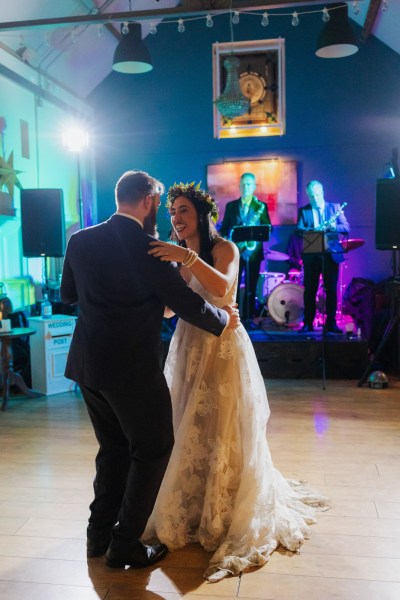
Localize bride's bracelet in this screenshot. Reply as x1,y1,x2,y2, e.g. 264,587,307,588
182,249,198,268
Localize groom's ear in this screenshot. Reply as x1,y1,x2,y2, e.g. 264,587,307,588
143,194,153,211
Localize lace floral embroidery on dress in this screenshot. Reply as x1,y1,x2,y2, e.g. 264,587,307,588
194,381,218,416
186,344,202,381
180,424,209,471
216,338,234,360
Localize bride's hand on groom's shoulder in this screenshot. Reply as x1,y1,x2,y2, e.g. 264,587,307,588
148,240,187,263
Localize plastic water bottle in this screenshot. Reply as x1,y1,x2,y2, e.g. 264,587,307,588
41,293,52,319
357,327,362,339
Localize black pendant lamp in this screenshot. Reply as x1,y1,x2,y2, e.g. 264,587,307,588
112,23,153,74
316,3,358,59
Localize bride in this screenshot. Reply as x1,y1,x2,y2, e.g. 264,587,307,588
145,183,328,581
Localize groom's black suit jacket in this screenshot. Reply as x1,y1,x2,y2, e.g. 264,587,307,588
61,214,227,393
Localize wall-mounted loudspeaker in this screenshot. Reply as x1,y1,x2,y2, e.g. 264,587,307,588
21,189,66,257
376,179,400,250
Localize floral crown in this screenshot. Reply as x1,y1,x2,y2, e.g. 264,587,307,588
166,182,219,223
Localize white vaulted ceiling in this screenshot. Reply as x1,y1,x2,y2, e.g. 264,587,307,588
0,1,398,99
0,0,180,98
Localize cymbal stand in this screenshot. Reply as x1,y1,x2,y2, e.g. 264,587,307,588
336,261,348,322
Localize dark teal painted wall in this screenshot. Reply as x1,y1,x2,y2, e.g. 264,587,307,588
89,9,400,283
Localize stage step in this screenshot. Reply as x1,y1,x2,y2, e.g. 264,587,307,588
161,329,369,380
251,337,368,379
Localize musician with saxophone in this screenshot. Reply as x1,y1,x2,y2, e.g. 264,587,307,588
296,180,350,334
220,172,272,320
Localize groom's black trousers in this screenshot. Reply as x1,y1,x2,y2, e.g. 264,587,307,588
81,375,174,543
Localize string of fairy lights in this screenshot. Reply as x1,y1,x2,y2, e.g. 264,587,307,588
1,1,392,50
128,1,390,36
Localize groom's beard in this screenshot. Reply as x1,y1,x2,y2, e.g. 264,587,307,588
143,204,159,238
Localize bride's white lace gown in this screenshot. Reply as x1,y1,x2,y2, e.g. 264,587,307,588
144,274,329,581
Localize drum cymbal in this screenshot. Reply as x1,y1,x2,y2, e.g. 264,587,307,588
341,238,365,251
265,248,290,261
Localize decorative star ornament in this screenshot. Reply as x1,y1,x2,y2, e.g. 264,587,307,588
0,151,23,198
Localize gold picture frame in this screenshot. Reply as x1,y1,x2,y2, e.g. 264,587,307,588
212,39,286,139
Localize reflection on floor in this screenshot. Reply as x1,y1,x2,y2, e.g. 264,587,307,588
1,379,400,599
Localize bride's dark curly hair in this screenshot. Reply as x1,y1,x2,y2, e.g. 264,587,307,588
166,182,221,266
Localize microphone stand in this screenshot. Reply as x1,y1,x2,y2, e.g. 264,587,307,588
299,229,348,389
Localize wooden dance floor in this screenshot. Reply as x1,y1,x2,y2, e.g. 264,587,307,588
1,377,400,599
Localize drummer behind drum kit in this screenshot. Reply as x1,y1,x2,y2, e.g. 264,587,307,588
257,239,365,327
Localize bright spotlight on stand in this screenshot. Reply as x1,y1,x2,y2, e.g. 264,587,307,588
62,127,89,152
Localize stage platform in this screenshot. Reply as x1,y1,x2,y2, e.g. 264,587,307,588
161,318,370,380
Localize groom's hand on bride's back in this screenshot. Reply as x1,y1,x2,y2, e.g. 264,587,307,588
223,303,240,329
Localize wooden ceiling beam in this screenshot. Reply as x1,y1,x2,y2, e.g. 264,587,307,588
0,1,352,32
360,0,382,43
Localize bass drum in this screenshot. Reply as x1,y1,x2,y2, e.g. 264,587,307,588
267,283,304,326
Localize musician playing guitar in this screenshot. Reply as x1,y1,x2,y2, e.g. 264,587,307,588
296,180,350,334
220,173,272,320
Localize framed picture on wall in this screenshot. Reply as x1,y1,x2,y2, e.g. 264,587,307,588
212,39,285,139
207,159,297,226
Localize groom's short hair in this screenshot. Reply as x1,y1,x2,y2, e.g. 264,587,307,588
115,170,164,206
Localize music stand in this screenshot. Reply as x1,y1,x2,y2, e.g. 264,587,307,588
302,232,326,254
231,225,271,327
302,231,348,256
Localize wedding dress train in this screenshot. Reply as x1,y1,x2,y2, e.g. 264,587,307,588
144,274,329,581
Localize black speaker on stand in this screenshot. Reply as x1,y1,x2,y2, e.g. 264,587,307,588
358,179,400,386
21,189,66,258
376,179,400,275
21,189,66,296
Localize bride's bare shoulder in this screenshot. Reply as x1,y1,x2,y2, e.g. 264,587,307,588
212,236,239,258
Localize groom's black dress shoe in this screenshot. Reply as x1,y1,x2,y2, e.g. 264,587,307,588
87,531,112,558
324,323,343,334
106,540,168,569
298,324,314,333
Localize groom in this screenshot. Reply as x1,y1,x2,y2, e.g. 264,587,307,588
60,170,239,569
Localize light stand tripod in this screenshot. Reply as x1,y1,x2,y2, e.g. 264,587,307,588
41,255,49,297
231,225,271,329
